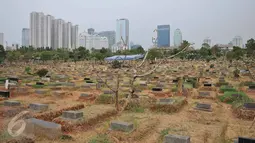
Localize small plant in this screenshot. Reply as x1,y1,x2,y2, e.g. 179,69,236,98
210,64,214,68
158,128,171,143
36,68,48,77
88,134,112,143
111,60,122,69
25,66,31,74
95,94,113,104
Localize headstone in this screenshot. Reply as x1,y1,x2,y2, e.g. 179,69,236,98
35,89,47,94
110,121,134,132
62,110,83,120
199,91,210,96
80,93,90,98
84,78,90,81
23,118,62,139
195,103,212,112
8,77,19,83
173,79,178,83
157,98,175,105
232,93,242,98
36,82,44,85
0,90,10,98
238,137,255,143
204,83,212,87
249,85,255,89
29,103,48,112
4,100,21,106
164,134,190,143
152,87,163,92
104,90,114,94
243,103,255,110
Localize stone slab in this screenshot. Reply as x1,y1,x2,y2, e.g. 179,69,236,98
110,121,134,132
164,134,190,143
4,100,21,106
238,137,255,143
62,110,83,119
0,90,10,98
23,118,62,139
243,103,255,110
35,90,47,95
157,98,175,105
195,103,212,112
152,87,163,92
199,91,210,96
29,103,48,112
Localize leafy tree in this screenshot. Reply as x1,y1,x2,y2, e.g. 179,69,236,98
179,40,189,49
147,48,161,62
0,45,6,63
36,69,48,77
202,43,210,49
40,51,53,61
6,51,21,63
232,46,244,60
246,38,255,57
199,47,211,58
211,45,222,57
112,60,122,68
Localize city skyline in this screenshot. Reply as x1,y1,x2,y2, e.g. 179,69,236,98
0,0,255,49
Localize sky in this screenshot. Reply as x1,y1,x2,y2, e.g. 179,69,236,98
0,0,255,49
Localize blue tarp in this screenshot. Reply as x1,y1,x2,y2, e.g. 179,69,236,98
104,54,144,61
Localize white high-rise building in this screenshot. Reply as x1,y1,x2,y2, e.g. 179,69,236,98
71,25,79,49
0,33,4,47
116,19,129,50
203,37,211,47
63,22,72,49
30,12,78,49
79,31,108,51
52,19,64,49
232,36,243,48
22,28,30,47
174,28,182,47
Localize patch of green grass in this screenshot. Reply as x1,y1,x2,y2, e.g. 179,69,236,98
183,83,193,89
158,128,171,143
218,91,253,108
131,106,145,113
220,85,237,93
88,134,112,143
95,94,113,104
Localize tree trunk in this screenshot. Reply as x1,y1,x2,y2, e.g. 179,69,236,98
115,74,120,111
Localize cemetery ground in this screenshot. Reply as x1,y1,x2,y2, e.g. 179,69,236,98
0,60,255,143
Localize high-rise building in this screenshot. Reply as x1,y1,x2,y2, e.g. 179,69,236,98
98,31,116,48
30,12,78,49
22,28,30,47
88,28,95,35
203,37,211,47
0,33,4,47
157,25,170,48
174,28,182,47
232,36,243,48
116,19,129,50
63,22,72,49
79,31,108,50
71,25,79,49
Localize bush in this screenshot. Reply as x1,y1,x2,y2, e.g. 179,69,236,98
25,66,31,74
220,85,237,93
216,82,229,87
210,64,214,68
95,94,113,104
111,60,122,69
36,69,48,77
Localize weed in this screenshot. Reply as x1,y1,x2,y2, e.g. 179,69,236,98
88,134,112,143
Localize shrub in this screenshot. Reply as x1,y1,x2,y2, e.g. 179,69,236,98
88,134,112,143
36,69,48,77
111,60,122,69
25,66,31,74
220,85,237,93
210,64,214,68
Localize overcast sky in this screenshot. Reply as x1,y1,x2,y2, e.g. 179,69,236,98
0,0,254,49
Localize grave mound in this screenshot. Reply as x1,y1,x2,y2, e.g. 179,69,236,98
150,97,187,113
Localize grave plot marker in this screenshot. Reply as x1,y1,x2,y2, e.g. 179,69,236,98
4,100,21,106
243,103,255,110
110,121,134,132
62,110,84,120
195,103,212,112
29,103,48,112
164,134,190,143
199,91,210,97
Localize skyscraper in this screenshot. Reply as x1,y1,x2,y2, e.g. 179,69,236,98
71,25,79,49
0,33,4,47
52,19,64,49
45,15,54,48
63,22,72,49
203,37,211,47
157,25,170,48
174,28,182,47
98,31,116,48
22,28,30,47
30,12,44,48
116,19,129,50
232,36,243,48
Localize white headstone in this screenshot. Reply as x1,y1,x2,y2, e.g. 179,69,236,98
5,80,9,89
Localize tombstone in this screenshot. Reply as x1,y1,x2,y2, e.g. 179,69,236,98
104,90,114,94
110,121,134,132
173,79,178,83
29,103,48,112
199,91,210,96
152,87,163,92
164,134,190,143
154,77,159,80
4,100,21,106
232,93,242,99
238,137,255,143
204,83,212,87
157,98,175,105
62,110,83,120
36,82,44,85
35,89,47,95
85,80,94,83
249,85,255,89
0,90,10,98
53,91,65,96
23,118,62,139
8,77,19,83
156,83,165,88
195,103,212,112
243,103,255,110
80,93,90,98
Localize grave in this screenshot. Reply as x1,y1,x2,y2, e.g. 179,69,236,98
29,103,48,112
195,103,212,112
80,93,90,98
172,79,178,83
62,110,83,120
36,82,44,85
238,137,255,143
35,89,48,94
232,93,242,98
23,118,62,139
110,121,134,132
243,103,255,110
4,100,21,106
53,91,65,96
8,77,19,82
199,91,210,96
157,98,175,105
249,85,255,89
84,78,90,81
103,90,114,94
152,87,163,92
204,83,212,87
164,134,190,143
0,90,10,98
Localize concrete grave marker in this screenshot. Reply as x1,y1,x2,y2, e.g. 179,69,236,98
199,91,210,96
249,85,255,89
157,98,175,105
110,121,134,132
195,103,212,112
152,87,163,92
23,118,62,139
104,90,114,94
4,100,21,106
238,137,255,143
29,103,48,112
243,103,255,110
0,90,10,98
35,89,48,94
164,134,190,143
62,110,83,120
